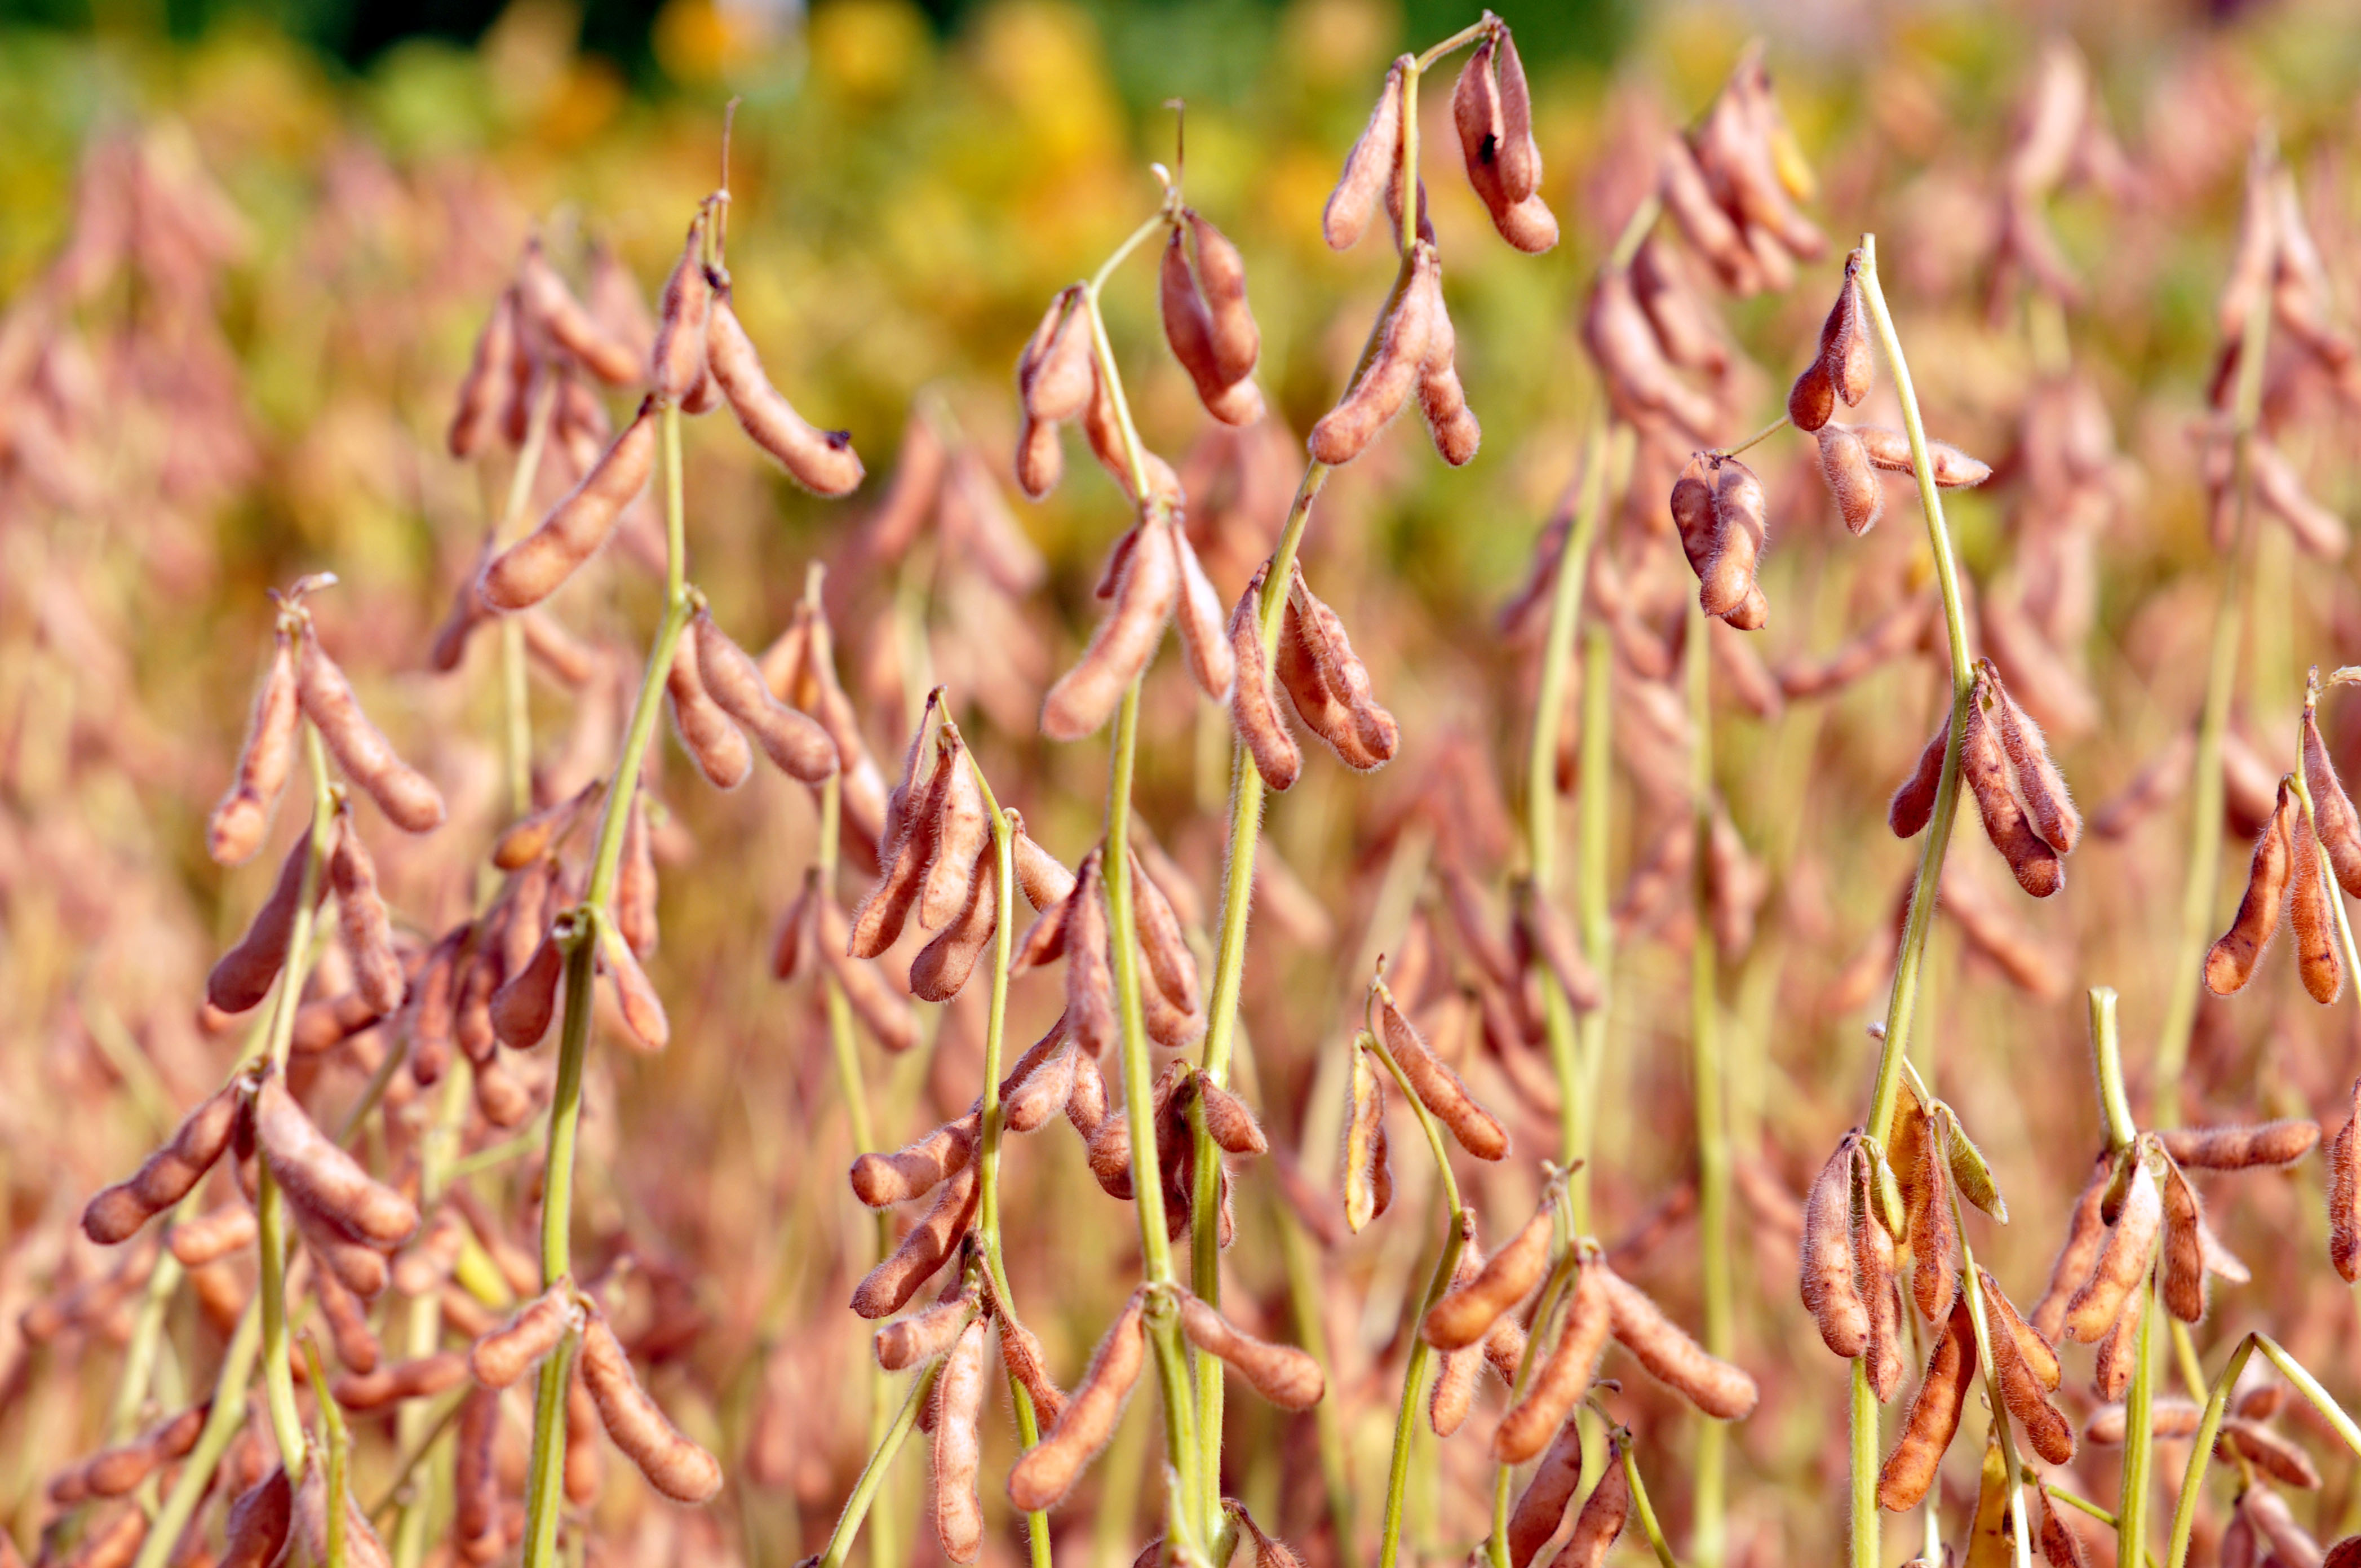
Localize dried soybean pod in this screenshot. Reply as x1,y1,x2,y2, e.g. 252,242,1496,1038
491,780,600,873
2157,1158,2211,1323
1961,688,2063,898
2305,702,2361,896
448,289,519,460
2031,1159,2111,1340
2038,1491,2091,1568
1416,282,1481,468
210,632,302,866
519,241,641,386
2332,1082,2360,1282
1170,525,1236,702
1876,1296,1975,1511
1194,1076,1265,1156
1451,35,1505,206
706,282,865,496
851,1162,979,1318
1128,847,1201,1013
2207,778,2297,995
2243,1487,2326,1567
1021,287,1095,424
578,1313,723,1504
1376,983,1509,1161
1042,511,1180,741
1981,1270,2061,1392
317,1262,380,1372
694,609,838,783
1702,460,1767,619
330,823,405,1016
221,1469,293,1568
255,1073,419,1246
649,214,710,402
453,1385,504,1564
1308,243,1438,466
2157,1120,2320,1169
207,827,317,1015
2293,809,2343,1003
1554,1444,1631,1568
998,1312,1067,1429
1817,425,1883,535
1186,210,1259,384
1064,853,1118,1060
1008,1290,1147,1512
1176,1293,1323,1409
2226,1420,2325,1490
83,1084,242,1244
1979,1270,2074,1464
1505,1418,1584,1568
875,1296,973,1371
1342,1043,1390,1233
1857,1163,1907,1401
170,1202,258,1266
1601,1268,1758,1419
1800,1133,1869,1358
1425,1198,1552,1350
617,792,659,959
1491,26,1541,201
667,629,754,789
919,734,989,930
822,905,922,1049
1854,426,1994,487
933,1318,989,1563
1290,568,1399,763
1788,355,1835,435
2062,1158,2160,1342
1160,227,1261,426
469,1284,572,1388
1992,678,2080,853
910,844,999,1004
849,1116,977,1207
1229,565,1302,792
1493,1259,1610,1464
600,925,670,1051
1429,1296,1484,1436
1323,60,1406,251
1905,1113,1959,1322
482,399,658,612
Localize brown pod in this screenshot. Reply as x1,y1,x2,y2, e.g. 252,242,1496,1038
852,706,947,958
617,793,659,959
1323,60,1406,250
998,1311,1067,1429
1876,1295,1975,1512
1425,1198,1552,1349
2206,777,2297,995
2158,1159,2211,1324
294,1202,393,1300
650,214,711,401
453,1384,504,1563
1658,135,1757,288
2038,1491,2091,1568
1517,880,1602,1011
706,282,864,496
1855,1170,1907,1401
875,1296,974,1371
1042,515,1180,741
470,1284,572,1388
599,925,670,1051
816,902,920,1050
1991,678,2080,854
1376,985,1509,1161
1342,1044,1391,1233
694,609,837,783
331,1351,470,1410
1176,1293,1323,1409
1170,526,1237,702
1601,1268,1758,1419
491,779,600,873
918,735,989,931
1961,689,2063,897
1505,1417,1584,1568
482,398,658,612
1632,236,1727,374
210,632,302,866
2332,1083,2361,1282
2305,703,2361,896
1429,1306,1483,1437
1788,356,1836,434
317,1261,380,1372
169,1202,258,1266
1492,1258,1610,1464
1416,281,1481,468
448,289,519,460
2062,1158,2160,1342
1903,1111,1959,1322
1800,1133,1869,1358
1669,458,1717,583
518,241,640,386
665,628,754,789
849,1116,977,1207
1128,847,1201,1013
1853,427,1994,488
2031,1159,2110,1340
1308,243,1438,466
851,1161,979,1318
1489,25,1541,201
932,1317,989,1563
2226,1420,2325,1490
83,1083,241,1244
1979,1270,2074,1464
1185,209,1259,384
1020,286,1095,424
1556,1445,1631,1568
579,1313,723,1504
1701,460,1767,620
1288,567,1399,764
2252,439,2351,557
2293,809,2343,1003
1161,227,1260,426
1816,426,1884,535
220,1468,292,1568
256,1074,418,1246
1981,1272,2061,1392
1008,1289,1147,1512
1450,36,1507,211
207,826,317,1015
2158,1120,2320,1169
1229,565,1302,792
910,844,999,1004
1584,269,1715,436
330,824,406,1015
1064,853,1118,1060
1194,1077,1265,1157
2243,1487,2327,1567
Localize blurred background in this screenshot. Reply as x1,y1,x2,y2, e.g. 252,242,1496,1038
9,0,2361,1563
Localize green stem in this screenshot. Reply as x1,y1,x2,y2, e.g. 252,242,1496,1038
391,1067,474,1568
303,1337,349,1568
1952,1190,2034,1568
1623,1439,1684,1568
817,1362,945,1568
1571,610,1615,1236
129,1297,263,1568
519,397,692,1568
494,376,557,820
2090,989,2138,1154
2119,1278,2161,1568
1487,1229,1584,1568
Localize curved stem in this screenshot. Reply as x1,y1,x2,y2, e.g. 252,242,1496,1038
128,1297,263,1568
817,1361,947,1568
1623,1439,1684,1568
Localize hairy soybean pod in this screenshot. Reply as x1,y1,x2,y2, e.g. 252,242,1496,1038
1877,1296,1975,1511
1170,526,1236,702
2158,1120,2321,1170
1042,515,1180,741
2226,1419,2324,1490
1702,460,1767,620
448,288,519,460
1229,564,1303,792
1160,227,1261,426
2039,1491,2092,1568
706,283,865,497
1506,1418,1584,1568
330,823,406,1016
2242,1486,2326,1567
910,845,999,1004
1554,1443,1631,1568
519,242,640,387
1416,286,1481,468
1323,60,1406,250
1493,1259,1609,1463
1426,1199,1552,1349
579,1314,723,1504
918,736,988,931
932,1318,989,1563
2305,703,2361,896
1186,209,1259,384
649,214,710,401
1290,568,1398,763
1788,355,1836,434
2293,809,2343,1003
2031,1159,2111,1340
851,1161,978,1319
1991,678,2080,853
210,632,301,866
207,826,317,1015
83,1084,241,1244
850,1115,978,1208
316,1262,380,1372
1342,1043,1390,1234
2063,1158,2160,1342
256,1073,418,1246
600,926,670,1051
1982,1270,2061,1392
875,1295,973,1371
1008,1290,1147,1512
1176,1293,1323,1408
481,398,658,613
2207,778,2297,995
667,630,754,790
1980,1270,2074,1464
1905,1114,1959,1322
1128,847,1201,1015
1853,425,1993,486
1601,1268,1758,1419
1855,1163,1907,1401
221,1469,292,1568
1065,853,1118,1060
1817,425,1883,535
1376,985,1509,1160
453,1385,504,1565
1962,690,2063,897
331,1351,470,1411
1194,1075,1265,1156
470,1284,572,1388
694,609,837,784
1308,243,1437,466
2332,1083,2360,1282
1020,287,1095,424
1800,1133,1869,1358
170,1202,258,1267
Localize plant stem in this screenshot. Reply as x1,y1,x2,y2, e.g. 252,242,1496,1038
494,377,557,820
2091,988,2156,1568
1686,593,1732,1568
2089,988,2138,1153
1952,1191,2034,1568
129,1296,263,1568
2164,1334,2254,1568
519,397,692,1568
1623,1439,1684,1568
1571,610,1615,1236
391,1066,474,1568
817,1361,947,1568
